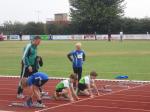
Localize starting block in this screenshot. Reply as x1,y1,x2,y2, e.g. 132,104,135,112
8,102,26,107
8,102,46,108
92,88,112,94
42,95,54,100
41,91,49,97
98,88,112,93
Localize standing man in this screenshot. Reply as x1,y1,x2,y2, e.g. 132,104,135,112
108,30,111,42
19,32,23,41
120,31,123,41
17,36,41,98
67,42,86,81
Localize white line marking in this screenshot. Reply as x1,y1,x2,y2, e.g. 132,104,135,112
0,75,150,83
127,90,150,93
0,110,15,112
73,104,150,112
93,98,150,104
36,83,149,112
115,94,150,98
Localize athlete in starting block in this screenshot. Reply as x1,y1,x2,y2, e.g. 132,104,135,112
77,71,100,98
54,73,80,102
11,72,49,108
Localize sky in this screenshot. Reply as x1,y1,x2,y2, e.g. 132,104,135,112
0,0,150,23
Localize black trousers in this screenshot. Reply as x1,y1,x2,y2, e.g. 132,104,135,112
73,67,82,81
78,83,87,91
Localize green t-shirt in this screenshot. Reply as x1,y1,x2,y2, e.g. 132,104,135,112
79,76,93,85
56,79,71,90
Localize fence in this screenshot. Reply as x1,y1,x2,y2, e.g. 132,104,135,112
1,34,150,41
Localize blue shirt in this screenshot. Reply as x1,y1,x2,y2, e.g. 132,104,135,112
27,72,49,86
69,50,85,68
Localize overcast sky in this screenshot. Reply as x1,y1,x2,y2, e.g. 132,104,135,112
0,0,150,23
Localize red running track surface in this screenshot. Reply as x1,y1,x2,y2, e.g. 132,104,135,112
0,77,150,112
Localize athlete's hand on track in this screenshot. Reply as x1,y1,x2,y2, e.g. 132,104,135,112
97,93,100,96
76,97,81,100
70,98,75,102
90,95,94,98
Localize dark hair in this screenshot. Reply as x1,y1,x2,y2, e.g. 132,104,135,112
33,36,41,40
90,71,98,77
69,73,78,80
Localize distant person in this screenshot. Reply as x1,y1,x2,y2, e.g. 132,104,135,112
147,32,149,36
120,31,123,41
17,36,41,99
94,32,97,40
108,30,111,41
19,32,23,41
49,34,53,40
67,42,86,81
0,32,5,41
84,35,86,40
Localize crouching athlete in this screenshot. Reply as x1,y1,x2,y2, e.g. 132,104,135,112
78,71,100,98
21,72,49,108
54,73,80,102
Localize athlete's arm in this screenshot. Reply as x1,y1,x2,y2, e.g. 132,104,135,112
67,53,73,62
91,82,100,96
70,84,79,100
87,84,94,98
65,87,74,102
22,46,32,72
83,52,86,61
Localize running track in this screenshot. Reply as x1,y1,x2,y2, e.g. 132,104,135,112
0,77,150,112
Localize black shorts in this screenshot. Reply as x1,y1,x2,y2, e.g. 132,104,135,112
56,88,63,93
55,87,68,93
78,83,87,91
34,79,49,87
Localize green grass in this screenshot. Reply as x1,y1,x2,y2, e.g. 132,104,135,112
0,40,150,80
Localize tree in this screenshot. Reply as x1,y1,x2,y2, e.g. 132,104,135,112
23,22,44,35
69,0,125,34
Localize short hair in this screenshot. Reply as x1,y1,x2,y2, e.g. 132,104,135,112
69,73,78,81
33,36,41,40
90,71,98,77
75,42,82,47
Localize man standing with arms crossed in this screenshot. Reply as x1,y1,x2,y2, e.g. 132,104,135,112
67,42,86,81
17,36,41,98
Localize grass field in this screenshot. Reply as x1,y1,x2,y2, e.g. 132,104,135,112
0,40,150,80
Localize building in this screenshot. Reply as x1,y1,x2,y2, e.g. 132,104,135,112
54,13,68,21
46,13,70,25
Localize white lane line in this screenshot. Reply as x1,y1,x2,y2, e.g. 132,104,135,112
0,93,149,104
115,94,150,98
0,110,15,112
72,104,150,112
127,90,150,93
36,83,149,112
93,98,150,104
0,75,150,83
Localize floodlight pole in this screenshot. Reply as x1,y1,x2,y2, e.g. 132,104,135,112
35,10,41,22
